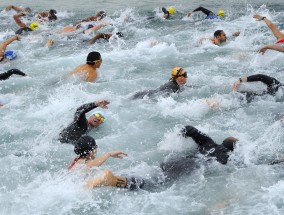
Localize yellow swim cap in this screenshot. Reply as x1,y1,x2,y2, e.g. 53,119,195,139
217,10,225,17
167,7,175,14
171,67,187,80
29,22,39,31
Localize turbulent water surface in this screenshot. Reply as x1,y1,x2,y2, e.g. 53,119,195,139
1,0,284,214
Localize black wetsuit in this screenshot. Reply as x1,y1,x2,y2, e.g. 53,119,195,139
192,6,217,19
58,102,98,144
132,80,180,99
181,126,231,164
15,27,32,35
239,74,284,102
0,69,26,81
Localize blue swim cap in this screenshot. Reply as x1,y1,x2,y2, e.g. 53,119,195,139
4,50,17,60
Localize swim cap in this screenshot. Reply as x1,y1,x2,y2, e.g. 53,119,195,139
86,51,101,64
171,67,187,80
217,10,225,17
89,110,105,122
86,24,94,30
222,137,238,151
29,22,39,31
4,50,17,60
167,7,175,14
74,136,97,156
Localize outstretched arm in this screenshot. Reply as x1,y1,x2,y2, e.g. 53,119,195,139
258,44,284,54
13,13,27,28
0,69,26,81
0,35,21,59
253,15,284,41
5,5,24,13
88,33,112,44
188,7,212,16
83,23,109,34
85,151,128,168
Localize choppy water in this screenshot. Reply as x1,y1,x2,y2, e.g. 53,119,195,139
1,0,284,214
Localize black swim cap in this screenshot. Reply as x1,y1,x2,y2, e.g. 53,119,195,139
222,137,238,151
86,51,101,65
116,32,123,38
74,136,97,156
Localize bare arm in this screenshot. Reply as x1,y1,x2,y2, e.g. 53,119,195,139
0,35,21,58
85,151,128,168
88,33,112,44
253,15,284,40
258,44,284,54
13,13,27,28
83,23,109,34
5,5,24,12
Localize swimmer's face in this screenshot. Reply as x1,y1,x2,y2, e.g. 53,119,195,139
88,115,103,128
95,58,102,68
176,75,187,86
218,31,227,43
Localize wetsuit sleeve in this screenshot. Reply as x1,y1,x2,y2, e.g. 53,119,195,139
74,103,98,126
247,74,282,95
192,7,212,16
181,126,218,149
0,69,26,80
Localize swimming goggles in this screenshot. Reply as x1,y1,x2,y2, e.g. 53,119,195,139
94,113,105,122
176,68,187,78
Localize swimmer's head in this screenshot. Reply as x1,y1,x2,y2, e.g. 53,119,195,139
48,9,57,21
222,137,238,151
217,10,225,17
214,30,227,43
4,50,17,61
116,32,124,38
97,11,106,20
25,7,32,13
29,22,39,31
162,7,170,19
74,136,97,157
88,110,105,128
86,51,102,67
171,67,187,86
167,7,175,14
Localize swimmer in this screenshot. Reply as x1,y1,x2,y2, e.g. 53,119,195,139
5,5,32,13
188,7,225,19
13,13,39,35
67,51,102,82
209,30,240,46
58,100,109,144
0,35,21,62
181,125,239,164
87,32,123,44
253,15,284,54
74,11,107,25
131,67,187,99
36,9,57,22
0,69,26,81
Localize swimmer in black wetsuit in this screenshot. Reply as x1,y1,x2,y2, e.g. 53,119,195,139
131,67,187,99
232,74,284,102
13,13,39,35
58,100,109,144
187,7,225,19
85,126,238,191
0,69,26,81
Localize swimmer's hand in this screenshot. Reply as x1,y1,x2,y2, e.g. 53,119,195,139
15,35,21,41
187,12,192,17
204,99,219,108
108,151,128,159
232,80,241,91
258,45,268,55
95,100,110,109
253,14,265,21
232,31,240,37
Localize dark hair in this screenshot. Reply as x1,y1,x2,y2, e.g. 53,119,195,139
74,136,97,157
86,51,101,65
97,11,106,19
214,30,223,38
116,32,124,38
48,9,57,21
222,137,238,151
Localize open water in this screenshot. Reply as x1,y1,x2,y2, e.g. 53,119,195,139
1,0,284,214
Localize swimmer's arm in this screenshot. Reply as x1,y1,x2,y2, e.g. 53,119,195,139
204,98,219,108
0,35,21,55
258,44,284,54
13,13,27,28
86,151,128,168
88,33,112,44
5,5,24,12
74,102,98,123
232,77,248,91
84,23,109,34
0,69,25,80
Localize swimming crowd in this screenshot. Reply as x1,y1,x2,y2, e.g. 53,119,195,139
1,4,284,191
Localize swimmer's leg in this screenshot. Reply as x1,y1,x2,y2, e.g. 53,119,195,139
84,170,127,189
